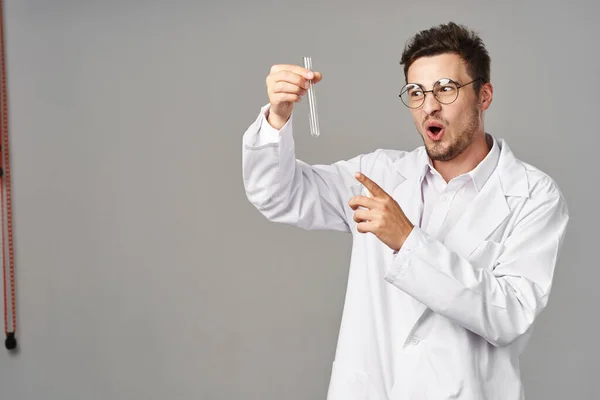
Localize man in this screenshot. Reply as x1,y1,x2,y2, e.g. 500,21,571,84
241,22,569,400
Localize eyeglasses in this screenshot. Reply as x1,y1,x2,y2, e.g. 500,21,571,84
399,77,482,109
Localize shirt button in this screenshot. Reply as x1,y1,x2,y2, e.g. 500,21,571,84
440,195,448,202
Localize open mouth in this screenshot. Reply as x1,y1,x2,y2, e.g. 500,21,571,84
425,122,445,141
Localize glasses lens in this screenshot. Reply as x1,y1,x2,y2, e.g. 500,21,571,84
433,79,458,104
400,84,424,108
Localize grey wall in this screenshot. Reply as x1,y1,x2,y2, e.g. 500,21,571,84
0,0,597,399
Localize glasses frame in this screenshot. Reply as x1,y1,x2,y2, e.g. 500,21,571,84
399,77,483,109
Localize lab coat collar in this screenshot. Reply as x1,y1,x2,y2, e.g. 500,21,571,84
392,135,529,199
495,139,529,198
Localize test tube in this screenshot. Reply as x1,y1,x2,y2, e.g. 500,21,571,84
303,56,320,137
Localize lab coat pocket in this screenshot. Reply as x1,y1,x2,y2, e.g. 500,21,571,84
468,240,505,271
326,361,371,400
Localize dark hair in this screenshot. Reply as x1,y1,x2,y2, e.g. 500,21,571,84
400,22,490,93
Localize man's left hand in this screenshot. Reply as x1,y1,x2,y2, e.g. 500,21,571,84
348,172,414,252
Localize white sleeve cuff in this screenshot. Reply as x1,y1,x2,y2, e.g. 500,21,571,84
385,227,424,281
253,104,293,146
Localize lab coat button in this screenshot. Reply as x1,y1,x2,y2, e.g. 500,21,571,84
408,337,420,346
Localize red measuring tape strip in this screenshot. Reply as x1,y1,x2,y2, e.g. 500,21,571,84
0,0,17,351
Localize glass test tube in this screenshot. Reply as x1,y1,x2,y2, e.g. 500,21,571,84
303,56,320,137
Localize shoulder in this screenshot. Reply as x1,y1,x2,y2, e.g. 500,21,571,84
497,138,568,211
523,162,563,199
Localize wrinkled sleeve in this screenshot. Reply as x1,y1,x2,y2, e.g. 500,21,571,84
242,104,373,232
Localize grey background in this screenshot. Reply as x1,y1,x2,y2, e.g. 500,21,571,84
0,0,597,399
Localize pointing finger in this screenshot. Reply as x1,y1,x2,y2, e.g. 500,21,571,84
354,172,388,199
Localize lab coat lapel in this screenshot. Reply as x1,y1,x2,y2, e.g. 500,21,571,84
390,176,424,229
390,151,427,228
390,151,428,337
444,136,531,258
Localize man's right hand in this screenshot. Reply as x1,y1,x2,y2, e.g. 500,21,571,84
265,64,322,130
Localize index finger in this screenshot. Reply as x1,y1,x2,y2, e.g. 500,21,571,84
270,64,317,80
354,172,387,198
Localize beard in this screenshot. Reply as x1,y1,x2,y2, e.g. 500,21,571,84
422,106,480,162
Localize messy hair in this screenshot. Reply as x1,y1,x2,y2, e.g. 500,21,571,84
400,22,491,92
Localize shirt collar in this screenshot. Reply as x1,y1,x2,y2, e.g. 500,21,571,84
421,133,500,192
469,134,500,191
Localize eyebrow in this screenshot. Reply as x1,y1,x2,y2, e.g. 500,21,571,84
406,78,458,88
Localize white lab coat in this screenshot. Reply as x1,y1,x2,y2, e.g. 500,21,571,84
241,105,569,400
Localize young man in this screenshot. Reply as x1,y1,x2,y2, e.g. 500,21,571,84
241,22,569,400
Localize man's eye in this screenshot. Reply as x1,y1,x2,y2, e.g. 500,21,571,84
410,90,423,97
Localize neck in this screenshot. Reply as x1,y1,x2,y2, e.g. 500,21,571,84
432,132,491,182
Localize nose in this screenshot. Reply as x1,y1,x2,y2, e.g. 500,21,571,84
422,92,441,115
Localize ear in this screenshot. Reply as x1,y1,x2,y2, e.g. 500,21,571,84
479,82,493,111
